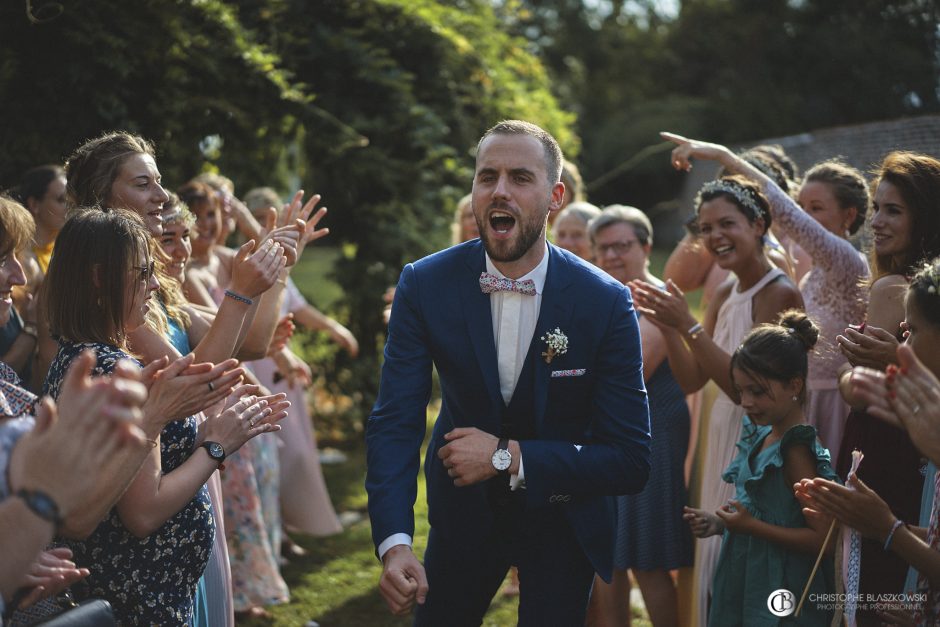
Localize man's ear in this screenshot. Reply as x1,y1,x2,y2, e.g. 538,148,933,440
548,181,566,216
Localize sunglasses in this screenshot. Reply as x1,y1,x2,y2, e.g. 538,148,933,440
134,260,156,283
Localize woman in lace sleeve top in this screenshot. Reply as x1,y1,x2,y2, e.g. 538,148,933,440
662,132,871,461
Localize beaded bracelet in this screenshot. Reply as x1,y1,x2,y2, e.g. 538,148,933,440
224,289,254,306
884,519,904,550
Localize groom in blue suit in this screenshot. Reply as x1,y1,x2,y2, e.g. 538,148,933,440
366,120,651,625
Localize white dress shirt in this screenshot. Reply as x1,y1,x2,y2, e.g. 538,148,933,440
378,246,548,560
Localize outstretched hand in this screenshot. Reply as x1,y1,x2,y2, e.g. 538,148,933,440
660,132,734,172
141,355,244,432
229,238,287,299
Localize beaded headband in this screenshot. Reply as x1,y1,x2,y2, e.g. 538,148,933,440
695,179,765,222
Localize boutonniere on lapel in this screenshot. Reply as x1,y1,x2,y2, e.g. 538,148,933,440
540,327,568,364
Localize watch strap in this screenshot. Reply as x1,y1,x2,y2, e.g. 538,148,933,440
497,438,509,452
16,488,62,527
201,441,226,466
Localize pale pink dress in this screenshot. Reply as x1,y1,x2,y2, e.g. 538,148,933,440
248,278,342,536
763,183,870,461
691,267,786,627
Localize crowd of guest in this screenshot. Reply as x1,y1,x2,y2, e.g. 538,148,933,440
3,123,940,627
0,131,356,626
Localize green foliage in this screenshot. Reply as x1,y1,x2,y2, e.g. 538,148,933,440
499,0,940,213
1,0,572,433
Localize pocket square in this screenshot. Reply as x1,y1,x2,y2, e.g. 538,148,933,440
551,368,586,378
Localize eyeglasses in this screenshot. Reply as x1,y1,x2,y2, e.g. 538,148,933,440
594,240,640,256
134,260,156,283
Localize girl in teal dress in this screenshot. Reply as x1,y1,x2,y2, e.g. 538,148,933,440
684,311,840,625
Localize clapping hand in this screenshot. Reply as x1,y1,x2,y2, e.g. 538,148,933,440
140,355,243,432
851,344,940,465
836,324,899,370
228,238,287,300
793,475,895,542
201,384,289,455
8,350,149,522
629,278,697,332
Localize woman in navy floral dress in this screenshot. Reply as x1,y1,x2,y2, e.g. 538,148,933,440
41,209,286,626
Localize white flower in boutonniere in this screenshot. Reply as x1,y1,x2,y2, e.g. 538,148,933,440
540,327,568,364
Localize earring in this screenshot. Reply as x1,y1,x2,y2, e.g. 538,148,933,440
792,395,798,402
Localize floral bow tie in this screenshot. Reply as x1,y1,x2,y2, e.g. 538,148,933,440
479,272,536,296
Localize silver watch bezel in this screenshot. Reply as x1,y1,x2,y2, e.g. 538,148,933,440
491,447,512,472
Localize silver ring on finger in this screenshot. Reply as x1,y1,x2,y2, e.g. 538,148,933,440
913,404,921,415
207,381,214,392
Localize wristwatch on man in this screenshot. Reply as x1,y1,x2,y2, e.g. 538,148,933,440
200,441,226,467
16,488,62,528
491,438,512,475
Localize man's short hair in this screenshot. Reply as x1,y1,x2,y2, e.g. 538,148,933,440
478,120,563,183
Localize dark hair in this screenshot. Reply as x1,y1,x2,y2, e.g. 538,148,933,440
731,310,819,402
870,151,940,279
0,196,37,257
43,208,150,348
695,175,772,234
65,132,156,210
803,159,871,235
478,120,563,183
18,165,65,208
907,256,940,329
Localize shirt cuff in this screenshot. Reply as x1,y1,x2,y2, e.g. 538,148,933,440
378,533,413,560
509,452,526,490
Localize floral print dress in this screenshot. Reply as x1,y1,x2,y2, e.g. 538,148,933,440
43,340,215,626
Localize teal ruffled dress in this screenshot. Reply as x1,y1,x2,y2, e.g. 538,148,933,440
708,420,840,626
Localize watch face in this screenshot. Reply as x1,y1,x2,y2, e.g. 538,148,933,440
491,448,512,471
208,442,224,458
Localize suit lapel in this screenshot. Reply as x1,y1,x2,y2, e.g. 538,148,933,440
459,242,503,413
533,245,576,428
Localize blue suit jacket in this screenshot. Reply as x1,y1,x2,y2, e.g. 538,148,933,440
365,240,651,580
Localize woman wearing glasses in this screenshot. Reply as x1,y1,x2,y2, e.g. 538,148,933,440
41,209,288,625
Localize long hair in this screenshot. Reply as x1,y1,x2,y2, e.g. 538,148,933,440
43,208,150,348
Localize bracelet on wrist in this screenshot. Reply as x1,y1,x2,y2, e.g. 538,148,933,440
224,289,254,306
884,519,904,550
685,322,704,340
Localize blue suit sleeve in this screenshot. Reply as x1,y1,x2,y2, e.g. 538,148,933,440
520,287,651,506
365,264,433,551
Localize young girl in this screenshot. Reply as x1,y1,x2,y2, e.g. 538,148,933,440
798,256,940,626
683,311,839,626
